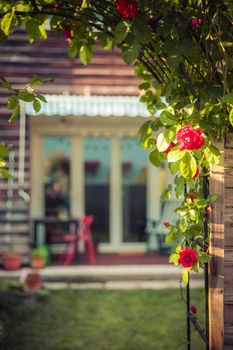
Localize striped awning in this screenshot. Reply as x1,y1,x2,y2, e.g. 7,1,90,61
26,95,151,118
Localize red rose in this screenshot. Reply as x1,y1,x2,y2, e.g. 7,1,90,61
193,167,199,178
62,26,72,45
190,305,197,314
163,220,170,227
116,0,138,19
176,125,204,151
164,142,176,154
178,247,197,268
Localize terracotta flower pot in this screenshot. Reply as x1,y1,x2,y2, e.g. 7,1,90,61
30,257,45,269
25,272,42,290
2,253,22,271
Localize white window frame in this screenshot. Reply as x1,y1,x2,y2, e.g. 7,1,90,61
30,116,162,252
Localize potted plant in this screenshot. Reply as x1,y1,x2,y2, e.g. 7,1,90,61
2,252,22,271
30,247,46,269
1,226,24,270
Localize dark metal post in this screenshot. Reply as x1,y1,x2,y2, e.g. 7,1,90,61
186,273,191,350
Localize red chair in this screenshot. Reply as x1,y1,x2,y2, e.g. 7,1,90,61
62,215,96,265
78,215,96,265
62,230,78,266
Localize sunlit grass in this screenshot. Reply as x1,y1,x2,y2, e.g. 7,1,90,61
0,288,206,350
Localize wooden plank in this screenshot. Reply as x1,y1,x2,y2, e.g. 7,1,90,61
224,190,233,206
224,302,233,324
225,248,233,263
209,145,224,350
209,288,224,348
225,324,233,344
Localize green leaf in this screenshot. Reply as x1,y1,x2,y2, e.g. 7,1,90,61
182,269,189,285
7,95,18,110
29,75,43,86
122,41,140,64
18,90,35,102
139,82,150,90
160,111,177,126
192,262,200,273
208,193,219,202
222,92,233,103
0,144,9,158
33,99,41,112
36,94,47,103
139,120,153,148
156,132,171,152
204,145,220,165
25,20,47,43
186,178,195,189
1,168,12,179
179,217,188,232
198,252,211,263
1,9,17,36
229,108,233,126
30,76,53,86
99,33,114,49
9,103,20,122
0,75,11,90
180,152,197,179
160,185,172,202
168,146,186,163
81,0,89,8
79,44,92,65
183,103,194,116
174,176,185,198
169,161,180,175
157,127,177,153
114,21,130,44
169,253,179,265
68,41,79,58
149,148,163,167
189,209,198,220
133,13,151,45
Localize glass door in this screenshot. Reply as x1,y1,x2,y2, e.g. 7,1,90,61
42,137,71,219
84,137,111,243
120,137,147,243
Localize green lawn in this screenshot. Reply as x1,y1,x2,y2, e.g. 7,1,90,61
0,288,206,350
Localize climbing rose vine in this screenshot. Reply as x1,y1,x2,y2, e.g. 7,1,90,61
0,0,231,284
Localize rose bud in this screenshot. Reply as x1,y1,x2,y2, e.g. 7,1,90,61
190,305,197,314
62,26,72,45
185,192,197,203
164,142,176,154
163,220,170,227
193,167,199,178
191,19,203,27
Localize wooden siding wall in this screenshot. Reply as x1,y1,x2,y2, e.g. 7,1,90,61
0,31,139,257
224,133,233,348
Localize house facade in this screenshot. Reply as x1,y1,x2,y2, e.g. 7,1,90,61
0,31,168,256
